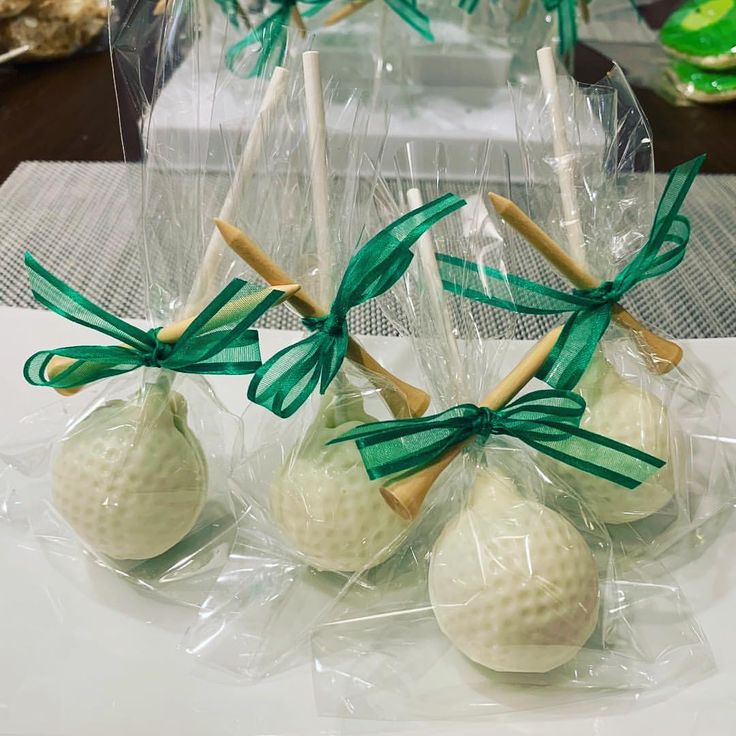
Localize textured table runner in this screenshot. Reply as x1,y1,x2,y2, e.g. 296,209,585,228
1,161,735,338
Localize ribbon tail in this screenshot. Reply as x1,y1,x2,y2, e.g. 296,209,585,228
247,332,328,417
24,253,153,351
524,421,666,489
167,279,284,370
537,306,612,390
318,331,349,394
168,328,262,374
331,404,482,480
437,252,591,315
225,5,289,76
384,0,434,40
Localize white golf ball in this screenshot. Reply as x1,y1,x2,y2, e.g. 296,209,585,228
270,416,409,572
429,470,599,673
550,352,674,524
52,383,208,560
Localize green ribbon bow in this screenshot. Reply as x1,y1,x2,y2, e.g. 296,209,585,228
225,0,331,76
332,389,665,488
543,0,578,57
23,253,283,390
215,0,244,27
247,192,466,417
438,155,705,390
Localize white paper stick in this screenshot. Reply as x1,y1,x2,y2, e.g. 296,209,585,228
406,187,465,399
302,50,332,304
0,45,30,64
184,65,290,315
536,46,587,267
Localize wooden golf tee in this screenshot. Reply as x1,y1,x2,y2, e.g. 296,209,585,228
291,6,307,35
186,66,290,316
324,0,372,26
380,327,564,520
215,218,431,419
45,284,301,397
488,192,683,372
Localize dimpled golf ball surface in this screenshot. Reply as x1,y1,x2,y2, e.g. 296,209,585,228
551,353,674,524
429,471,599,673
270,419,409,572
52,387,207,560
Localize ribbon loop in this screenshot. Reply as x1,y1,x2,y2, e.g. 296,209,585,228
438,156,705,390
23,254,285,389
225,0,332,76
332,389,665,489
247,193,466,417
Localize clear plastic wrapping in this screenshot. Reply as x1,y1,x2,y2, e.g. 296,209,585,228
312,449,714,719
308,136,718,719
0,3,299,610
181,67,414,676
509,65,736,564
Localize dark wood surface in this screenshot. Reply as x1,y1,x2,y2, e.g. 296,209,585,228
0,51,135,183
0,37,734,183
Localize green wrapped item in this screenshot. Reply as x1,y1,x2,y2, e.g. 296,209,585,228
660,0,736,70
669,60,736,102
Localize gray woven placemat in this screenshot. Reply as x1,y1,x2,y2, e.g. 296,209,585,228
1,161,735,338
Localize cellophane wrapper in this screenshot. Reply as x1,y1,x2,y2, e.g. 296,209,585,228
0,0,289,609
180,72,419,678
511,64,736,566
309,138,715,719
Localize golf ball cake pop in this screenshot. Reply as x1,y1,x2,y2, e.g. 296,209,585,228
270,396,410,573
550,352,675,525
429,469,599,673
52,382,208,560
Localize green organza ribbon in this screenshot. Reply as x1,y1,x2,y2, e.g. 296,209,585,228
332,389,665,487
23,253,283,389
215,0,243,27
438,155,705,390
225,0,331,76
543,0,578,56
247,192,466,417
383,0,434,40
457,0,480,13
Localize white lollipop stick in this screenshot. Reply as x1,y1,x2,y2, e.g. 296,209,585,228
0,44,30,64
184,66,290,316
302,50,332,304
536,46,586,267
406,187,465,402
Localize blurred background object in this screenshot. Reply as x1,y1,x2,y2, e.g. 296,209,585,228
0,0,734,184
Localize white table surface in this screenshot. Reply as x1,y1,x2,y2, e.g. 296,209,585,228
2,305,736,736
